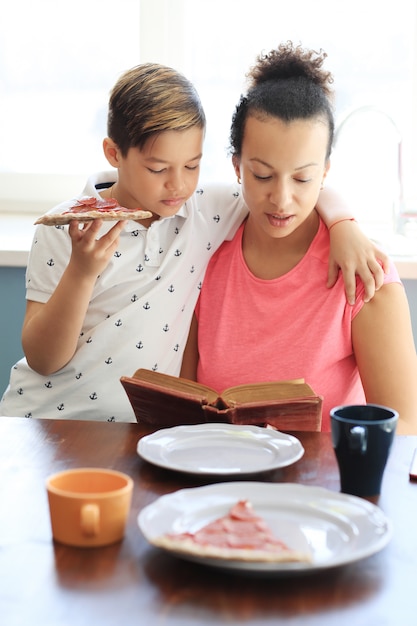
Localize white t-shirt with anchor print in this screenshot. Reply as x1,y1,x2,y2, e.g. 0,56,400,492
0,171,246,422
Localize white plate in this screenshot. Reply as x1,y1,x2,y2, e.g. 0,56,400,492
137,423,304,475
138,482,392,574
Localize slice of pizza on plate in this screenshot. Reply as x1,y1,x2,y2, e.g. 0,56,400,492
35,196,152,225
152,499,312,563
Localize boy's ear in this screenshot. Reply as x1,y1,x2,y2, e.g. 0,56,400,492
103,138,121,167
232,155,241,181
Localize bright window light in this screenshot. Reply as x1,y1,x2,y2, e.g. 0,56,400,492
179,0,417,237
0,0,140,176
1,0,416,241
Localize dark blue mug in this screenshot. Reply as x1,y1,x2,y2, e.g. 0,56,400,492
330,404,398,498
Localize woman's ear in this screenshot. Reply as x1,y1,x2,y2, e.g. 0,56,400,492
102,138,121,168
321,159,331,188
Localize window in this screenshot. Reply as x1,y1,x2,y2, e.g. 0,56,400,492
176,0,417,241
1,0,416,244
0,0,141,210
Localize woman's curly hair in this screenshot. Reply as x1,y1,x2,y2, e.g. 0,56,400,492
247,41,333,98
230,41,334,159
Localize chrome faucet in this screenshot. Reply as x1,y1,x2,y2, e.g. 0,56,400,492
333,105,404,233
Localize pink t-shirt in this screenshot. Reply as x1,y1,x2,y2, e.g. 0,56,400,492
196,219,401,431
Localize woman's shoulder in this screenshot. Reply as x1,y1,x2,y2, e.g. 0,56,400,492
383,258,401,285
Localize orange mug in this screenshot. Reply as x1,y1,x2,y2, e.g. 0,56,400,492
46,468,133,547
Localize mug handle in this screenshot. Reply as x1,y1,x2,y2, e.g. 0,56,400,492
81,503,100,537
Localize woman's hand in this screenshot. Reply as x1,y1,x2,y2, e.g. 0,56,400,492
327,220,390,305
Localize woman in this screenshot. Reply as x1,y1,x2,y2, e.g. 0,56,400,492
180,42,417,434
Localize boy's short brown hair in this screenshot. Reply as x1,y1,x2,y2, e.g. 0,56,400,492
107,63,206,156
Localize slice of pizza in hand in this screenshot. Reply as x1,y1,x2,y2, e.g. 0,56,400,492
152,499,313,563
34,197,152,225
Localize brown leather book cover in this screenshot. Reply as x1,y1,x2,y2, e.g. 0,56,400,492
120,369,322,431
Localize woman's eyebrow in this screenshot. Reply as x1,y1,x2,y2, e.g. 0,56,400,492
249,157,319,170
294,162,319,171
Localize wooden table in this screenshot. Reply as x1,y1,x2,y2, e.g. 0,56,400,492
1,416,416,626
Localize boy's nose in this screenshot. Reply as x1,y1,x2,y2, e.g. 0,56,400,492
166,172,185,193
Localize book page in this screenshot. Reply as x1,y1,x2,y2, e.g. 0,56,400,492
221,380,315,404
131,368,220,404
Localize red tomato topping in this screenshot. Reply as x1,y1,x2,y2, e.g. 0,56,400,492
62,196,142,215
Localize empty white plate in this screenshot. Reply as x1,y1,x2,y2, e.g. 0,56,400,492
137,423,304,475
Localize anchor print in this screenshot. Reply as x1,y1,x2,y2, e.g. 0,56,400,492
86,337,93,343
198,282,202,290
45,381,52,388
163,324,169,332
75,373,82,380
136,341,144,349
196,188,204,195
143,302,150,310
47,259,54,267
114,250,121,258
105,357,113,364
144,254,150,262
25,412,32,418
174,249,182,257
115,319,122,327
190,265,195,273
89,392,98,400
132,230,139,237
155,275,161,281
131,294,138,302
174,344,179,352
136,264,144,272
233,191,240,198
168,285,175,293
17,387,23,395
206,242,212,250
213,214,220,223
57,404,64,411
174,227,179,234
107,416,116,422
152,364,158,371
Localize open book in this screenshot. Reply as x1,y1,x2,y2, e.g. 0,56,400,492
120,369,323,432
